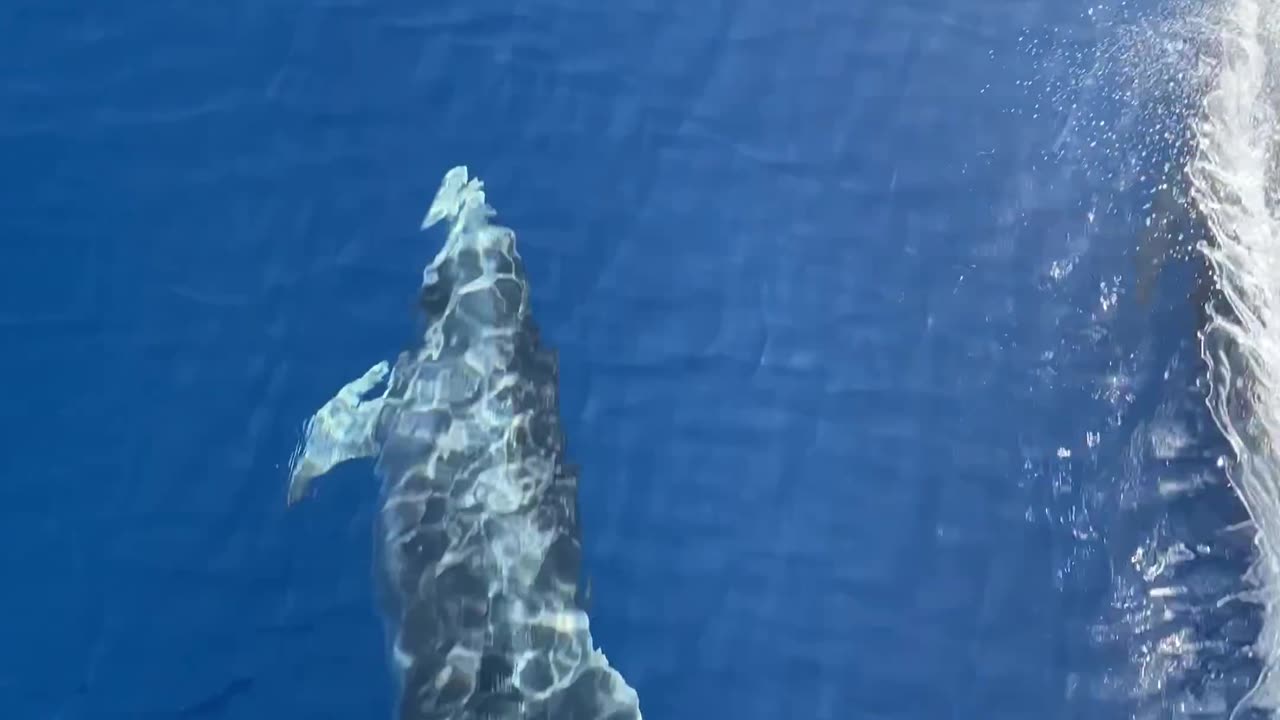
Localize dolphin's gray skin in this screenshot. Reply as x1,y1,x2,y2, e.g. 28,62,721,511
1132,166,1221,324
287,166,643,720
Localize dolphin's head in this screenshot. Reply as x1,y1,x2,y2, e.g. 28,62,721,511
418,167,530,340
419,242,528,332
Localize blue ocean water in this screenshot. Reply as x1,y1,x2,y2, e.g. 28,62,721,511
2,0,1268,718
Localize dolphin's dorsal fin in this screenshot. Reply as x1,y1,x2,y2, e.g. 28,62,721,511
287,360,391,504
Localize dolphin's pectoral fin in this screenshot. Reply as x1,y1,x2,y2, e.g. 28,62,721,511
287,360,391,505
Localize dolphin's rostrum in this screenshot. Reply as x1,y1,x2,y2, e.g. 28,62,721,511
287,166,643,720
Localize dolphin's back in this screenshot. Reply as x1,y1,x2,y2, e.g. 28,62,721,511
288,167,642,720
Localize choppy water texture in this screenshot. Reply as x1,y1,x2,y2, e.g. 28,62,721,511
2,0,1279,718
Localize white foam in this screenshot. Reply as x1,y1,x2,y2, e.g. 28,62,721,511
1189,0,1280,713
1023,1,1271,709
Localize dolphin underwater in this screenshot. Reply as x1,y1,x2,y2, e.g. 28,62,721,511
286,166,643,720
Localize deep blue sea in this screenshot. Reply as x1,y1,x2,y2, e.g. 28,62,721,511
5,0,1275,718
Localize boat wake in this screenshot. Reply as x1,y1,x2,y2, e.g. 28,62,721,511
1191,0,1280,715
1019,0,1280,715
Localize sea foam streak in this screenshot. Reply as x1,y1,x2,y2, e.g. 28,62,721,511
1191,0,1280,714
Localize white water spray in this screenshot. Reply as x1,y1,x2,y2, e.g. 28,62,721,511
1190,0,1280,713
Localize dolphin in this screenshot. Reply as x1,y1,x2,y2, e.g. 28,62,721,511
1132,163,1224,330
286,166,643,720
